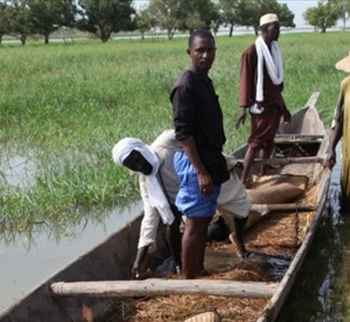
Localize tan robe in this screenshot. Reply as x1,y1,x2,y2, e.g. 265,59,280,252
336,76,350,198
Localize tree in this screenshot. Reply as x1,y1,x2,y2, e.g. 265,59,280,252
177,0,220,33
28,0,77,44
332,0,350,29
148,0,181,40
8,0,34,45
218,0,251,37
0,2,11,44
304,1,341,33
77,0,135,42
236,0,295,35
135,9,155,40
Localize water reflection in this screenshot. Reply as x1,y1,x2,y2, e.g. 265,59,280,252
0,201,142,313
277,145,349,322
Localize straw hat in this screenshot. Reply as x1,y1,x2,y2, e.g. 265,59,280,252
335,52,350,73
259,13,279,27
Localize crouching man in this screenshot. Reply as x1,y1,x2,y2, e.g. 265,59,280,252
112,130,182,278
113,129,251,279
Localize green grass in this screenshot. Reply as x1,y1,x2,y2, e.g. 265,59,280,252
0,32,348,231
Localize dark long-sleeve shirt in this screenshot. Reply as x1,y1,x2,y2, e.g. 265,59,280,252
170,70,229,184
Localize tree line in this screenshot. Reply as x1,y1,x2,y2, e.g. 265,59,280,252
0,0,295,44
0,0,348,45
304,0,350,33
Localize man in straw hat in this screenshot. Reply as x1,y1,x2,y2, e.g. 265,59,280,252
325,52,350,205
236,13,291,187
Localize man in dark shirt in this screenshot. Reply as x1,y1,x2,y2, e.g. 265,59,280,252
170,29,230,278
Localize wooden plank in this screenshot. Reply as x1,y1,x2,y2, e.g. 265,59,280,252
274,134,324,144
275,134,324,139
236,156,324,166
50,279,278,299
274,138,323,144
304,91,320,109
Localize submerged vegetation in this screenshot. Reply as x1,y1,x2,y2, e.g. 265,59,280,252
0,32,348,231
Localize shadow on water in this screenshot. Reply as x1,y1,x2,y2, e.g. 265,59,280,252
278,145,350,322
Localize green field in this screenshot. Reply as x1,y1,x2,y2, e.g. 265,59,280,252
0,32,348,233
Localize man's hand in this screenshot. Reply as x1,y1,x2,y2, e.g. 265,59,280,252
324,151,336,170
235,109,247,129
131,263,141,279
282,109,292,123
198,170,213,196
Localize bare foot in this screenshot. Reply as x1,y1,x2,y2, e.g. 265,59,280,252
229,233,248,260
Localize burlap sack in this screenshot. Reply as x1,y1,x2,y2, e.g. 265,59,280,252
184,311,221,322
247,175,308,204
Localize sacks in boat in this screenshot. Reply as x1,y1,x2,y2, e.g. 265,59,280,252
247,175,308,204
184,311,221,322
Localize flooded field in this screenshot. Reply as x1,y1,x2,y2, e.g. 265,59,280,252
0,201,142,313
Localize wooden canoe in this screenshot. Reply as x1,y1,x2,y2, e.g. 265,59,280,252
0,92,331,322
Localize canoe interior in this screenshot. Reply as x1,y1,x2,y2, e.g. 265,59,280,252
0,93,330,322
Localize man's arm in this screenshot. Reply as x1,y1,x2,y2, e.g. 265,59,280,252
236,50,254,129
132,177,160,278
326,93,344,169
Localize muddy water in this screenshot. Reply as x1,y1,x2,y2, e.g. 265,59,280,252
277,147,350,322
0,201,142,313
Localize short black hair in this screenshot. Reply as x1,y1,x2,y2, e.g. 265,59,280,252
188,28,215,48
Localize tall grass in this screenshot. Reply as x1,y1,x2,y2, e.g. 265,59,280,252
0,32,348,231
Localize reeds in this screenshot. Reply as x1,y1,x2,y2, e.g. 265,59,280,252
0,32,346,231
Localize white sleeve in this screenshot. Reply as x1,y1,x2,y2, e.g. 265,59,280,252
137,176,160,249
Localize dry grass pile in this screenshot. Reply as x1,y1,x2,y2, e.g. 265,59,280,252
124,295,267,322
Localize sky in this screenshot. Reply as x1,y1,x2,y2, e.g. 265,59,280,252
278,0,319,27
133,0,321,28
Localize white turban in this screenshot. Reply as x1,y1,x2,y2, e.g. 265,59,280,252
259,13,279,27
112,138,174,225
112,138,160,175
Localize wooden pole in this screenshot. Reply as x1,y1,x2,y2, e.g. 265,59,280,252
236,156,324,166
50,279,277,299
275,134,324,139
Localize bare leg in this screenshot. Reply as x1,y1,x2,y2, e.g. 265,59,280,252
166,214,182,272
232,217,248,258
196,218,211,274
182,218,211,279
261,143,274,175
241,144,259,187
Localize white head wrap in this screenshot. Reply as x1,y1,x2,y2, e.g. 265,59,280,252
112,138,174,225
259,13,279,27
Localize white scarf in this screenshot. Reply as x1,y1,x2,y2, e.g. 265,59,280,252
255,36,284,102
112,138,175,225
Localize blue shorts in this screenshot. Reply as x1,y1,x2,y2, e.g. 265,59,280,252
173,151,221,219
